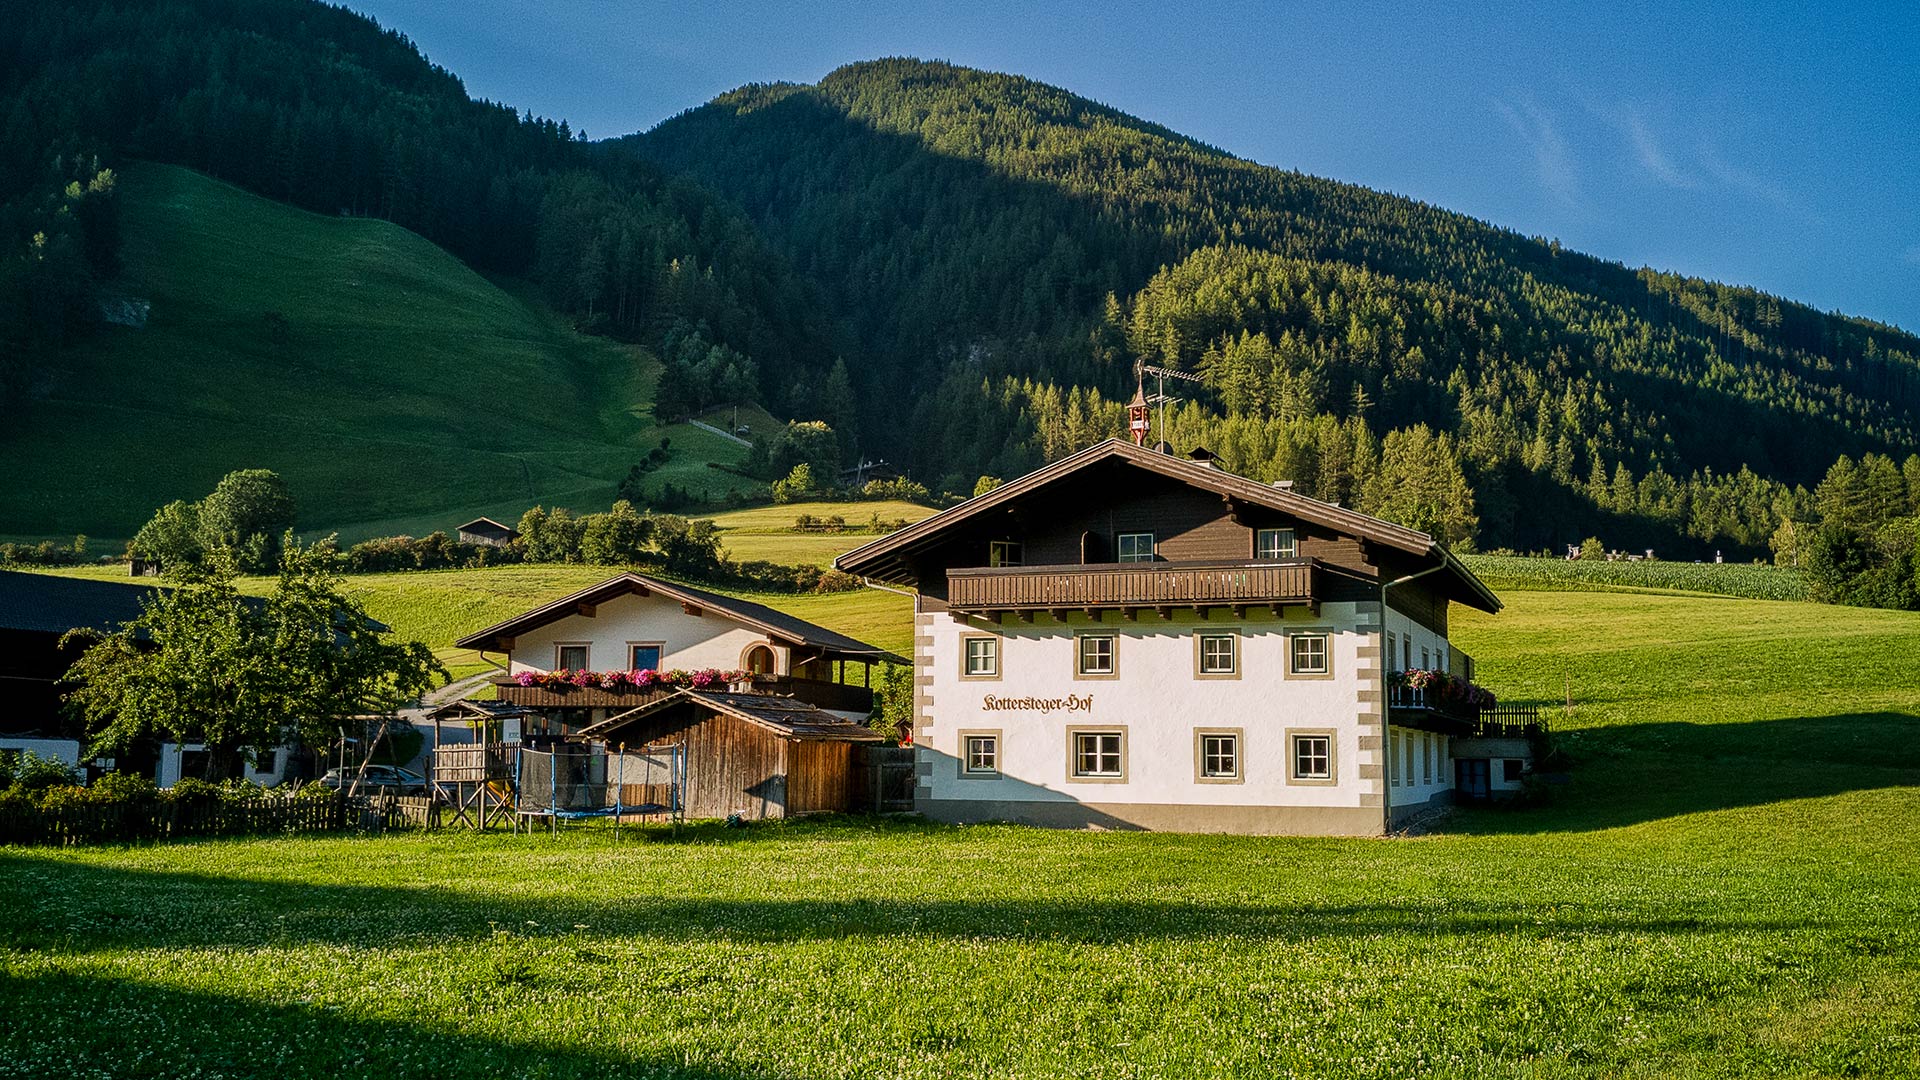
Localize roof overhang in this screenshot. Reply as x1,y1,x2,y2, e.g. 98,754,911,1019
836,439,1501,614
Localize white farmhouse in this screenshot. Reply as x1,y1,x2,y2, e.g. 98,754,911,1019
836,439,1534,836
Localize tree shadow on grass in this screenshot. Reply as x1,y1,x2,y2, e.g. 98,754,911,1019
0,852,1827,957
1448,712,1920,834
0,968,774,1080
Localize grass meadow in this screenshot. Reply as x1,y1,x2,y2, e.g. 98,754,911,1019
0,163,755,547
6,559,1918,1077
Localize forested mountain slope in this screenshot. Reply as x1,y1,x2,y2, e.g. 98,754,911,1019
1,0,843,444
628,59,1920,552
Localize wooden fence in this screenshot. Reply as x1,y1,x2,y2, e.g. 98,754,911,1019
0,789,440,847
853,746,917,814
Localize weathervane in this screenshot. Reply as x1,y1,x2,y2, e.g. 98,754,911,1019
1132,359,1202,450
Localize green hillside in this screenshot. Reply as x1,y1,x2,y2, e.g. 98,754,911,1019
0,163,754,544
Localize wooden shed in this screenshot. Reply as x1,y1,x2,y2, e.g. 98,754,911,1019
575,690,885,820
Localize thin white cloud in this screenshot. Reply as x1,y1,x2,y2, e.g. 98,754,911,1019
1623,111,1700,190
1903,244,1920,267
1493,96,1580,208
1696,142,1797,211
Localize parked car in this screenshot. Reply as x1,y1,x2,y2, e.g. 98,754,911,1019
319,765,426,795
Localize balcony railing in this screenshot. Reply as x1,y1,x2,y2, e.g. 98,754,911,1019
1389,684,1544,737
493,674,872,714
947,559,1318,613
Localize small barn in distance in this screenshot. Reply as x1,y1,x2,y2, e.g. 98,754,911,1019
577,689,884,820
457,517,520,547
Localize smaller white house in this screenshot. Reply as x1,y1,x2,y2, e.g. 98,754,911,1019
455,572,905,727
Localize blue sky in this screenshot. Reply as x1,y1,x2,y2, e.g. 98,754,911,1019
348,1,1919,331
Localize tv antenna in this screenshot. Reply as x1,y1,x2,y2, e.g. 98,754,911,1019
1134,360,1203,450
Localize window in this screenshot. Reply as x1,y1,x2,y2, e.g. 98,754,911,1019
1196,632,1237,676
962,733,1000,776
1423,734,1433,784
1076,633,1117,677
1291,734,1332,781
1197,732,1240,781
1503,758,1524,783
1255,527,1297,559
1289,633,1330,675
556,643,590,670
1402,636,1412,671
1116,532,1155,562
989,540,1023,567
962,636,999,677
629,643,663,671
1386,631,1398,673
1390,732,1401,786
741,644,775,675
1071,731,1125,779
1421,646,1431,670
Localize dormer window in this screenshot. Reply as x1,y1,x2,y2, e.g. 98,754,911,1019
989,541,1023,567
1256,528,1297,559
1116,532,1155,563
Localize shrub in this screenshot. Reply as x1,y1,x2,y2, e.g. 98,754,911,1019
770,463,818,504
861,477,930,502
7,750,79,793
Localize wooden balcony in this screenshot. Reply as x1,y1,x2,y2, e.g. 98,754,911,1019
492,674,872,714
1388,685,1544,738
946,559,1319,615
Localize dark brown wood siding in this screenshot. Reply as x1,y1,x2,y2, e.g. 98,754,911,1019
602,706,792,820
788,740,855,814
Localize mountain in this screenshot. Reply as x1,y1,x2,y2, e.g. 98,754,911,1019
0,161,763,542
625,59,1920,552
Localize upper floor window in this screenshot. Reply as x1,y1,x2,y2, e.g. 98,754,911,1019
962,636,1000,678
1255,527,1297,559
630,643,663,671
1116,532,1156,562
1076,633,1117,677
989,540,1023,567
556,643,590,670
1197,632,1237,675
1289,633,1330,676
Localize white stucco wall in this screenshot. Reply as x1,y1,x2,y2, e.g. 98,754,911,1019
1383,607,1449,674
505,590,790,675
0,737,83,768
155,742,286,787
920,602,1383,810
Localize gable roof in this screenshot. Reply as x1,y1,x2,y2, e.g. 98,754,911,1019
835,439,1500,613
456,517,519,536
452,571,907,662
0,570,164,636
577,689,887,743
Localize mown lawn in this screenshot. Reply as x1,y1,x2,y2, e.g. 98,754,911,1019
3,585,1917,1078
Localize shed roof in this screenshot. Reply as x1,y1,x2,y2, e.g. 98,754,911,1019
577,689,887,743
453,571,907,663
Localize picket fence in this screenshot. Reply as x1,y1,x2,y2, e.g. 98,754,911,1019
0,790,440,847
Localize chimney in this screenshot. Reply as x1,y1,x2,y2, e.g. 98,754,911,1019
1272,480,1295,491
1187,446,1217,468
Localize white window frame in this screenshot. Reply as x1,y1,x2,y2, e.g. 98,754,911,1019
1289,731,1334,784
1195,729,1242,783
1288,632,1331,676
959,731,1001,778
1255,527,1297,559
1116,532,1156,563
1075,632,1118,678
961,635,1000,678
1068,729,1127,782
1195,631,1238,677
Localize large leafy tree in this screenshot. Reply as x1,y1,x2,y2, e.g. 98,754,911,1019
63,540,444,778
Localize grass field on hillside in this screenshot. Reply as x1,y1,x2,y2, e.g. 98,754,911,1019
1462,554,1807,601
707,498,936,566
3,585,1917,1078
0,163,755,546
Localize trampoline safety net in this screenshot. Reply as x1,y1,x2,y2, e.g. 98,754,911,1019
517,745,683,818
